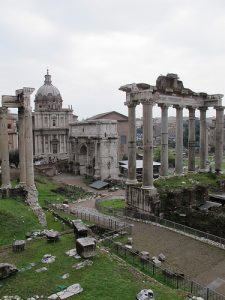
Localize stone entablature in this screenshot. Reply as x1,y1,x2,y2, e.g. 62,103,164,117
69,120,118,180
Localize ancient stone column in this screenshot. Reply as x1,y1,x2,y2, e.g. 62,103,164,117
199,107,208,171
159,104,169,176
215,106,224,172
174,105,183,175
188,107,196,172
141,98,156,190
0,107,11,188
126,102,138,185
18,107,26,185
24,106,36,189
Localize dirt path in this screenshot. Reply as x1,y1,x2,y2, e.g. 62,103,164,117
51,174,225,294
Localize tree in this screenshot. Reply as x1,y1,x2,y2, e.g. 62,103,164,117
9,149,19,168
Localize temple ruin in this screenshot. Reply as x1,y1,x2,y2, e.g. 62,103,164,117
120,73,224,214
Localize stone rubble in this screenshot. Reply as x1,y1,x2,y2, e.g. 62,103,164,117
48,283,83,299
35,267,48,273
41,254,56,264
72,260,93,270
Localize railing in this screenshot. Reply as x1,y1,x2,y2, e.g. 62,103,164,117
96,203,225,249
103,234,225,300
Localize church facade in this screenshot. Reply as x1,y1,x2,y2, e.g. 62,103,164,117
33,71,77,160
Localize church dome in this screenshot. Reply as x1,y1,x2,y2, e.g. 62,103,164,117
34,70,63,111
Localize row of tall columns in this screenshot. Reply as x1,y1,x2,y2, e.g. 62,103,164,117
0,104,36,190
126,101,225,185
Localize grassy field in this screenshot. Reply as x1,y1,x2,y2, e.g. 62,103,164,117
98,198,126,209
0,233,186,300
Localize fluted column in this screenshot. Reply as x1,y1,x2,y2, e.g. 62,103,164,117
188,107,196,172
199,107,208,171
215,106,224,172
174,105,183,175
24,106,36,189
159,104,169,176
0,107,11,188
18,107,26,185
140,98,155,189
126,102,138,185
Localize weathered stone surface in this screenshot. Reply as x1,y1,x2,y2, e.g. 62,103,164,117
0,263,18,279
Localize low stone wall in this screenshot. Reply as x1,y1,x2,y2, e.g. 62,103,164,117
0,187,27,199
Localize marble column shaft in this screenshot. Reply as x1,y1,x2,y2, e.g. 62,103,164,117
215,106,224,172
199,107,207,171
0,107,11,188
18,107,26,185
141,99,154,188
160,104,169,176
126,102,138,185
174,105,183,175
24,106,36,189
188,107,196,172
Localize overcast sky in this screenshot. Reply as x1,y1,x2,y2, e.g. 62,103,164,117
1,0,225,119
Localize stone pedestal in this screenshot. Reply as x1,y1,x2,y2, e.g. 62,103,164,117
0,107,11,189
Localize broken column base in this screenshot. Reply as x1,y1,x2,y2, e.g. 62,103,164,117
125,184,160,215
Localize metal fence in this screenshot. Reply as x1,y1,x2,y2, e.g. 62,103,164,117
103,235,225,300
96,203,225,249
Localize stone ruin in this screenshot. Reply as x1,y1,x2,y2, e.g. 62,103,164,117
0,88,46,225
120,73,224,215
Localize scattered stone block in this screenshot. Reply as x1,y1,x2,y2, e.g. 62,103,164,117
45,230,59,243
36,267,48,273
76,237,96,258
127,237,133,245
48,283,83,299
152,257,161,267
41,254,56,264
0,263,18,279
73,259,93,270
125,244,132,250
158,253,166,261
12,240,26,252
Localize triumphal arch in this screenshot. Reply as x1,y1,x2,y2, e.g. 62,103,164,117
0,87,46,225
120,73,224,214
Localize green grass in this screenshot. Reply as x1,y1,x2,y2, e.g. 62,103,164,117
98,198,126,209
154,172,225,190
0,198,42,246
0,234,185,299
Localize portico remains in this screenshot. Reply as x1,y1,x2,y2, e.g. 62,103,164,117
120,74,223,214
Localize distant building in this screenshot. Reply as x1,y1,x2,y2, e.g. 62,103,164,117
33,70,77,160
88,111,128,160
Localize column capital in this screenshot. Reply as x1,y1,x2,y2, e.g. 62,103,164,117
158,103,170,109
186,106,196,112
124,100,139,108
198,106,208,112
173,104,184,110
214,105,225,111
140,98,154,105
0,106,8,115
